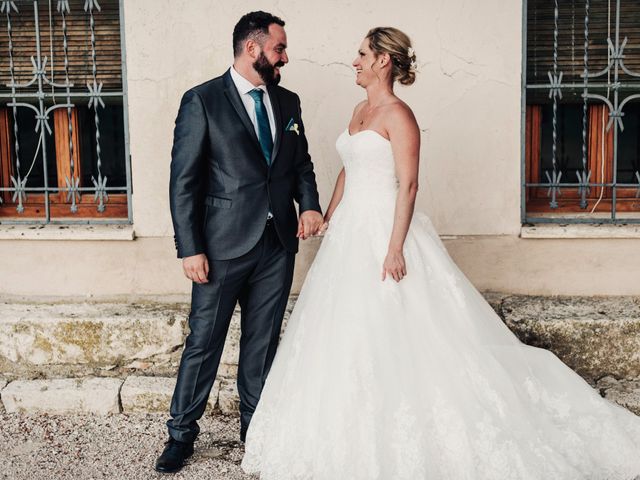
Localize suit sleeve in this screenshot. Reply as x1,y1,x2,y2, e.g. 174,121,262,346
293,94,322,214
169,89,207,258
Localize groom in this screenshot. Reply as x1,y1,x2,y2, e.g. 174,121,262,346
156,11,323,473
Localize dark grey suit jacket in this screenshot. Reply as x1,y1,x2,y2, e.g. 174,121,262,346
169,69,322,260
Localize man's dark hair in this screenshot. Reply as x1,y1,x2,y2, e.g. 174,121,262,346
233,11,285,57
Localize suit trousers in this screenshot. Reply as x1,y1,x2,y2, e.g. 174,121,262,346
167,221,295,443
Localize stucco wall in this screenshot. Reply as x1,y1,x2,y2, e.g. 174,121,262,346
126,0,523,238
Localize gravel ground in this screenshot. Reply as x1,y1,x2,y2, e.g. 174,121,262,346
0,412,257,480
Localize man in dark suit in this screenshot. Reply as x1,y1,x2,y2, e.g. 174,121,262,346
156,11,323,473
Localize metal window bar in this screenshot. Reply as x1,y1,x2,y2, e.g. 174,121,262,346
522,0,640,224
0,0,132,225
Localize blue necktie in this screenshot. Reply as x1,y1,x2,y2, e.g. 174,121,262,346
248,89,274,165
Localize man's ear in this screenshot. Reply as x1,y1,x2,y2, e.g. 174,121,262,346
245,39,259,59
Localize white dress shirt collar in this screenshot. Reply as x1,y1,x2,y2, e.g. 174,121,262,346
230,65,267,95
227,65,277,145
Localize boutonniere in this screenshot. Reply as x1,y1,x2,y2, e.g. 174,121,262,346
285,117,300,135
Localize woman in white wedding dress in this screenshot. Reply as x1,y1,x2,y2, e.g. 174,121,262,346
241,27,640,480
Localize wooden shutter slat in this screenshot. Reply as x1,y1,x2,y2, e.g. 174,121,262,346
527,0,640,86
0,0,122,92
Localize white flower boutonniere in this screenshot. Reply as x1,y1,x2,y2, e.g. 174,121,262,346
285,117,300,135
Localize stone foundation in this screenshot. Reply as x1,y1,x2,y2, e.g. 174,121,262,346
0,294,639,415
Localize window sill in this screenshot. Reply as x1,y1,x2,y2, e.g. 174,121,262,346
520,224,640,239
0,224,135,241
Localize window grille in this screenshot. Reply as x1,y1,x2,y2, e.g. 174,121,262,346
0,0,131,224
524,0,640,223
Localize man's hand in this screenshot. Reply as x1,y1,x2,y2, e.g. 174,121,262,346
182,253,209,284
297,210,324,240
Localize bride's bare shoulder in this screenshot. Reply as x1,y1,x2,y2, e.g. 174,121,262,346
383,100,418,128
384,99,414,115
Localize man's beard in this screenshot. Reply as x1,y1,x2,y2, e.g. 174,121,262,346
253,52,283,86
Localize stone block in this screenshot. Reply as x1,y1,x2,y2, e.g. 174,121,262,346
1,377,122,414
0,302,188,371
502,296,640,382
120,375,219,414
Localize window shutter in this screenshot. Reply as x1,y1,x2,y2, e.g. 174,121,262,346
527,0,640,92
0,0,122,93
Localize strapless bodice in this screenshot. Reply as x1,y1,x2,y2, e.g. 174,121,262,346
335,129,399,207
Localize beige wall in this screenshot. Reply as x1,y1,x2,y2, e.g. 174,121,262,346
1,0,638,298
126,0,523,238
3,235,640,297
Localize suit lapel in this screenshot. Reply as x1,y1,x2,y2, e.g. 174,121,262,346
267,85,283,165
222,70,265,164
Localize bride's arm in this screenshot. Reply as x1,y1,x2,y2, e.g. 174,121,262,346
383,105,420,282
323,168,345,223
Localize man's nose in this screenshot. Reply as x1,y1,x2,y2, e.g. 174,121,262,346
282,51,289,64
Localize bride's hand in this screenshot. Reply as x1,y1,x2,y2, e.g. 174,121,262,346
317,221,330,236
382,249,406,282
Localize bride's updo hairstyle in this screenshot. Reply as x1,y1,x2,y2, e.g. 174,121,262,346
366,27,417,86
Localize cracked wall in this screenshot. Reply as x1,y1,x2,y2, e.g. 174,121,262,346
125,0,522,239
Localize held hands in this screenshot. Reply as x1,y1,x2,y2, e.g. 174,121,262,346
183,212,324,283
182,253,209,284
183,212,323,284
318,220,330,235
382,249,407,282
297,210,324,240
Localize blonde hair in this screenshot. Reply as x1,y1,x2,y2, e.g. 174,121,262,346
366,27,417,86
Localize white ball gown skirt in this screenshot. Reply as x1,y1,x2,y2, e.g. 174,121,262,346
241,129,640,479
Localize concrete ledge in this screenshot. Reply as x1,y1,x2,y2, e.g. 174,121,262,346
0,300,299,381
502,296,640,382
1,378,122,414
1,295,639,417
0,374,637,417
520,223,640,239
120,375,219,414
0,224,135,241
0,302,187,373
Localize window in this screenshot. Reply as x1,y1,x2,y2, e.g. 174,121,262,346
525,0,640,223
0,0,130,224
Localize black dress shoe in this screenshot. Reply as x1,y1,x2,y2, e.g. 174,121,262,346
155,437,194,473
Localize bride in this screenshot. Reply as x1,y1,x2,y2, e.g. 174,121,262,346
241,27,640,479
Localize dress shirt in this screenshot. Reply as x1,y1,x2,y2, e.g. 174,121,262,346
229,66,276,220
229,66,276,142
